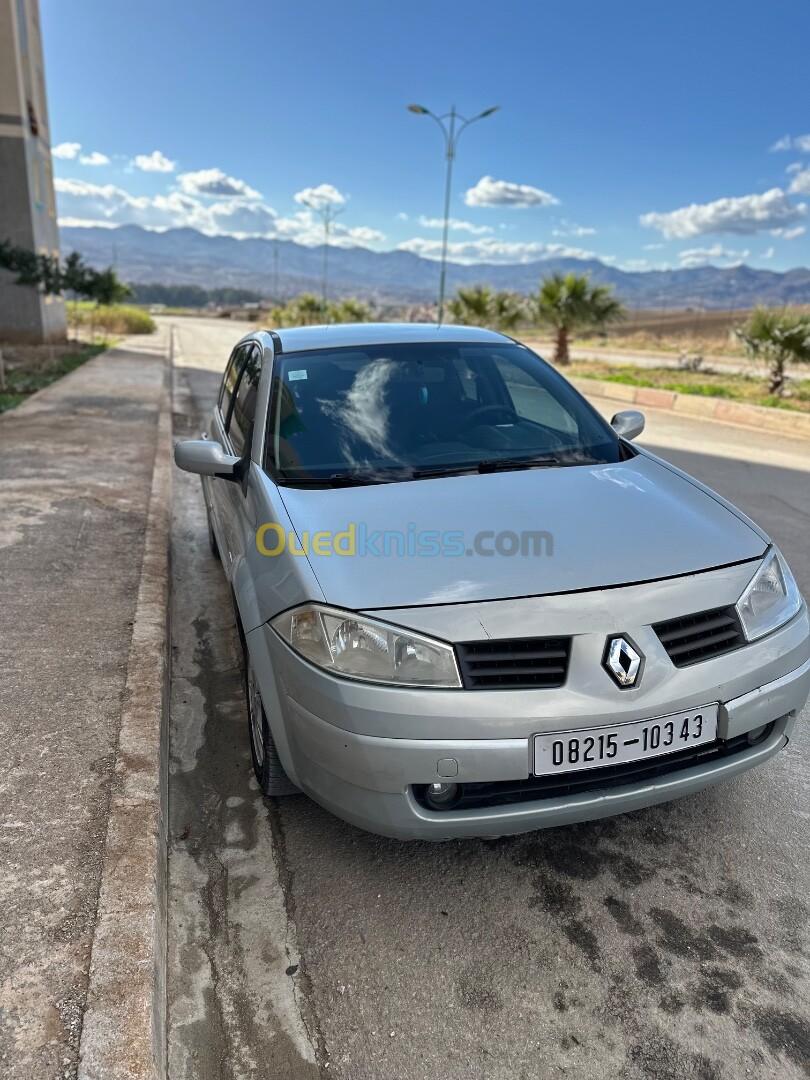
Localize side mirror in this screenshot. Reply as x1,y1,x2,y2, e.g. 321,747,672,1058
611,409,645,441
174,439,242,480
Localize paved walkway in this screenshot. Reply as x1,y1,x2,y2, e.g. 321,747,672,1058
0,332,168,1080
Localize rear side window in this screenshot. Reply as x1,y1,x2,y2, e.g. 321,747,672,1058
228,345,262,457
219,348,241,423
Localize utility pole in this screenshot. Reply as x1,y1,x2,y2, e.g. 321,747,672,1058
315,203,344,313
407,102,499,322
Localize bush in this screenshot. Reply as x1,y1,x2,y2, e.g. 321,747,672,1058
67,302,156,335
267,293,374,327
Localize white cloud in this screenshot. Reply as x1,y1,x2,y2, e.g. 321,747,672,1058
641,188,806,238
786,162,804,175
771,224,806,240
177,167,261,199
52,141,81,160
293,183,347,210
343,225,385,244
54,177,150,215
761,247,775,260
79,150,110,166
464,175,559,209
771,134,810,153
56,216,118,229
396,211,409,221
643,242,665,250
677,243,750,268
417,215,493,235
397,236,595,265
788,169,810,196
54,174,385,250
275,207,382,247
134,149,175,173
551,220,596,238
55,176,269,235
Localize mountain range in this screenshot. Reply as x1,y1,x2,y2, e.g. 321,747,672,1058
60,224,810,309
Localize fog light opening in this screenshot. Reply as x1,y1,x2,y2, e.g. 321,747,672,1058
424,781,461,810
746,724,769,746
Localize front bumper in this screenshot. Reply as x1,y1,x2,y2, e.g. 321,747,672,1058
246,595,810,839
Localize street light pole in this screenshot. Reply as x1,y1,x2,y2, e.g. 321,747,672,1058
407,103,499,323
437,107,457,327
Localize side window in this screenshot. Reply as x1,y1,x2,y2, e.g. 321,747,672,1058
219,348,241,424
228,345,263,457
498,355,578,436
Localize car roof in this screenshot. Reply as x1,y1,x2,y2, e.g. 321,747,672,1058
268,322,512,354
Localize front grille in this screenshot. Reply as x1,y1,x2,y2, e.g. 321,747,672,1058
413,724,774,812
455,636,571,690
653,605,745,667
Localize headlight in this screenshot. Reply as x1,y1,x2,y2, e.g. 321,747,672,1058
736,549,802,642
271,604,462,688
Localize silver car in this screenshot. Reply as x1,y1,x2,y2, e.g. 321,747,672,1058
175,323,810,839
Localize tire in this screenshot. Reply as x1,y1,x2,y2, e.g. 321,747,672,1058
246,656,298,796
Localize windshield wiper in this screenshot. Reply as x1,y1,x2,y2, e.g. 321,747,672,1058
279,452,601,487
278,470,403,488
477,454,559,473
410,453,600,480
411,462,481,480
477,451,602,472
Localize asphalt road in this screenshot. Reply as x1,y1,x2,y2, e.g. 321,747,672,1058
165,316,810,1080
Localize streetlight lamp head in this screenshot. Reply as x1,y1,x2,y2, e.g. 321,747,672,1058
407,104,430,114
478,106,500,118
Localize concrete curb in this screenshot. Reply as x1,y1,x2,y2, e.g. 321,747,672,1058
569,375,810,441
77,347,172,1079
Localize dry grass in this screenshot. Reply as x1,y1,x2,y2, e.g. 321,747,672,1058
568,307,810,358
67,302,156,336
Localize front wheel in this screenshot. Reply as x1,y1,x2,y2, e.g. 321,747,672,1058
246,657,298,796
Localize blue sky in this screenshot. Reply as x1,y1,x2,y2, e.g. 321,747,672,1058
42,0,810,272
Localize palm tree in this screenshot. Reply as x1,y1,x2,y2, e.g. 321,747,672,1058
448,286,526,331
735,307,810,396
490,290,526,332
447,285,494,327
532,272,625,365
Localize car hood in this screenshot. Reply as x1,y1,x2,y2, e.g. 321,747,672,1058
277,455,765,610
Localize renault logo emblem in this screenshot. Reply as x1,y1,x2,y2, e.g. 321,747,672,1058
604,635,643,688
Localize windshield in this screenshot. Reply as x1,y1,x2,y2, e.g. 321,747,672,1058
267,341,624,484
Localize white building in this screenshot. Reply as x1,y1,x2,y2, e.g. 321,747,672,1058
0,0,66,342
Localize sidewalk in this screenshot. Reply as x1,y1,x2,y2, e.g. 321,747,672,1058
0,332,171,1080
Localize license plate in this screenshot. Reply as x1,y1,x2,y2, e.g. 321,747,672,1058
532,704,718,776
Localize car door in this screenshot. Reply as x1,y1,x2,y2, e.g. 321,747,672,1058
218,342,263,576
207,344,243,563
